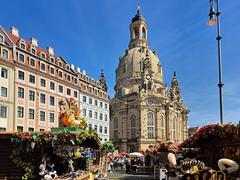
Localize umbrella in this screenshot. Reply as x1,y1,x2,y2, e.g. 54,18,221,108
169,142,181,149
119,152,128,155
128,152,143,157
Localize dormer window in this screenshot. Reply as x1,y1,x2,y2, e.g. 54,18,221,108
31,48,36,55
20,43,25,50
50,57,54,64
0,35,4,43
66,65,70,71
40,63,46,71
59,61,62,67
41,53,46,59
19,54,24,63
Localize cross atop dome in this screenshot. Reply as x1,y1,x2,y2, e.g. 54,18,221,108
137,3,141,15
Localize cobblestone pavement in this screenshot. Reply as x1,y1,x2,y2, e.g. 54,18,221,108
108,170,156,180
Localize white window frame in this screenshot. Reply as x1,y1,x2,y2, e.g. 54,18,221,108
1,68,8,79
1,48,9,60
31,46,36,55
19,40,26,50
0,106,7,118
41,52,46,60
29,58,35,67
18,53,25,63
40,110,46,121
49,112,54,123
40,62,46,72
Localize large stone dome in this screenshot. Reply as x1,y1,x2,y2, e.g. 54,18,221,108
116,47,163,84
115,47,164,96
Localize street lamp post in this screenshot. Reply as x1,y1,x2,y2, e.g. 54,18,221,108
208,0,224,124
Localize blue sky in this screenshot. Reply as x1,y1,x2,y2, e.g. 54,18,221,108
1,1,240,127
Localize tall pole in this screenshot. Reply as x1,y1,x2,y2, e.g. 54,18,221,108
216,0,224,124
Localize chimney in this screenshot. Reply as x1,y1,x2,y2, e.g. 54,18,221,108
47,47,54,55
71,64,75,70
77,67,80,73
30,37,38,46
10,27,19,37
83,70,86,75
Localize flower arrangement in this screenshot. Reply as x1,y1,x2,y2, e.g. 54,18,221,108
181,123,240,148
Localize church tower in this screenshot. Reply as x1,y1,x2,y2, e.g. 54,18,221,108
110,6,189,152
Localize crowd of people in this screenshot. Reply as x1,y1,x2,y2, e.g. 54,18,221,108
107,146,240,179
108,156,144,174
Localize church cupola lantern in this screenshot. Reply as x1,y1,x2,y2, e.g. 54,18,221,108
129,4,148,49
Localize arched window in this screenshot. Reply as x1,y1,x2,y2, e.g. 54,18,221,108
142,27,146,39
173,118,176,140
147,112,153,125
114,118,118,129
160,115,165,139
130,115,136,139
133,27,139,39
113,118,118,141
31,48,36,55
147,112,154,139
131,115,136,127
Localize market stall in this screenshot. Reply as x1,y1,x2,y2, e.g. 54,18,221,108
180,123,240,179
11,98,101,180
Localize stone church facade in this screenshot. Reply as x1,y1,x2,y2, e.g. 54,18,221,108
110,7,189,152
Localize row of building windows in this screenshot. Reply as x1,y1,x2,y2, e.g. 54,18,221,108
82,109,108,121
17,106,55,122
18,87,59,105
82,95,108,109
17,40,72,72
81,84,107,98
113,112,167,140
16,126,46,132
1,35,108,101
88,124,108,134
17,54,78,84
18,70,77,95
17,71,78,97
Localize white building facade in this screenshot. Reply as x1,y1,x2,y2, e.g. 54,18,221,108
78,70,110,143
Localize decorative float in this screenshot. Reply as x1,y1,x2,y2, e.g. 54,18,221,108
11,98,101,180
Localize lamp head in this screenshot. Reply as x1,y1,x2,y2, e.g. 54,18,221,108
208,6,216,26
